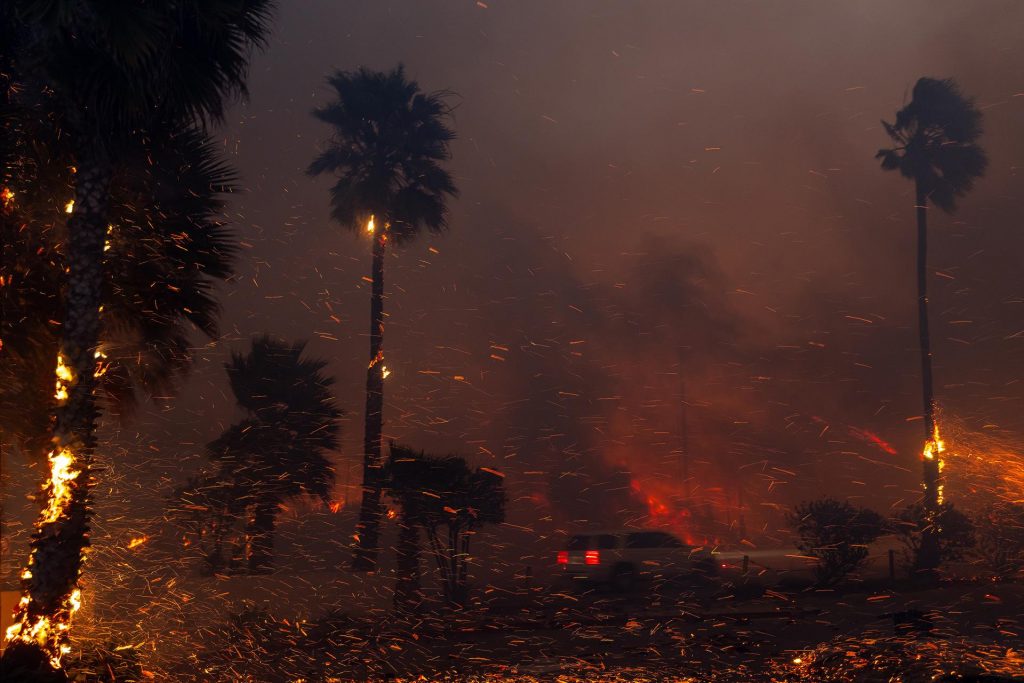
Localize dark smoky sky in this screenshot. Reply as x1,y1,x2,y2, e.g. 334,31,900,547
104,0,1023,538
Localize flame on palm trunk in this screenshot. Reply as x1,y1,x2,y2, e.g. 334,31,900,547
3,342,109,666
923,422,946,505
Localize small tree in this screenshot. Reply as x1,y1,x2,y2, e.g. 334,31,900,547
385,445,505,608
169,337,340,574
893,502,975,576
975,502,1024,577
790,498,885,585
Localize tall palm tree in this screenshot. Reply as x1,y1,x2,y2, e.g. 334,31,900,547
307,66,458,571
2,1,273,673
877,77,987,574
206,336,341,572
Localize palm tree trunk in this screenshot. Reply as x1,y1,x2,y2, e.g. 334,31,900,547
915,182,941,575
3,150,110,673
393,512,421,611
248,501,276,573
353,231,386,571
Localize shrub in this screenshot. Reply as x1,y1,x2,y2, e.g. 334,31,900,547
790,498,885,585
893,502,975,575
974,502,1024,576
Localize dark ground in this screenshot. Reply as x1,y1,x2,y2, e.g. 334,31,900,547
152,576,1023,682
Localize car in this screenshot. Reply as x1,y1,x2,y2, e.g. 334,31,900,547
557,529,716,591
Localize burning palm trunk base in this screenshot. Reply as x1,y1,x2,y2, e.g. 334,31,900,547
4,347,107,672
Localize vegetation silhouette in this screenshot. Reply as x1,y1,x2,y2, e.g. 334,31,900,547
173,336,341,574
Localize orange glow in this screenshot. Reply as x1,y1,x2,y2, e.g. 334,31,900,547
127,536,149,550
629,478,697,545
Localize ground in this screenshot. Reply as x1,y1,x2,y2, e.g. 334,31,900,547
148,576,1023,682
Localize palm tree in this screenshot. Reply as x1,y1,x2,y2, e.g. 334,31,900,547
206,336,341,572
1,125,236,454
384,444,505,608
307,66,458,571
2,1,273,673
877,77,987,574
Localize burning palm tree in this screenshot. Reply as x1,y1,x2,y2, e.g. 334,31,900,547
307,65,458,571
877,77,987,575
1,1,273,675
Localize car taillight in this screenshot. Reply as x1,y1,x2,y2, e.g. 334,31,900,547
557,550,568,565
585,550,600,565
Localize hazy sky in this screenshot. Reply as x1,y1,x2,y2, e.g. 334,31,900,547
95,0,1024,540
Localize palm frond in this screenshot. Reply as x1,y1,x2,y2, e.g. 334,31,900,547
309,64,458,239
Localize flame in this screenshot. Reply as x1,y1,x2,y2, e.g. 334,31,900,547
55,353,73,403
1,186,14,210
3,350,97,666
923,423,945,461
329,501,344,514
127,535,149,550
93,348,110,378
64,200,74,214
368,350,389,380
366,214,375,234
923,422,946,505
4,439,84,667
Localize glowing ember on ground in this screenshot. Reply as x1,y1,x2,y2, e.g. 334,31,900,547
127,536,149,550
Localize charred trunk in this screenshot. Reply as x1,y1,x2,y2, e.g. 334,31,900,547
353,231,386,571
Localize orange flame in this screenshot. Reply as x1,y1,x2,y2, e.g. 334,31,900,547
923,422,946,505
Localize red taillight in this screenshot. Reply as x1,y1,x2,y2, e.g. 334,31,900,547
557,550,568,565
585,550,600,565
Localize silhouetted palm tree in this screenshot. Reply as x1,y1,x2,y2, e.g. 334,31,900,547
877,77,987,574
207,336,341,572
2,1,273,672
307,65,458,571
